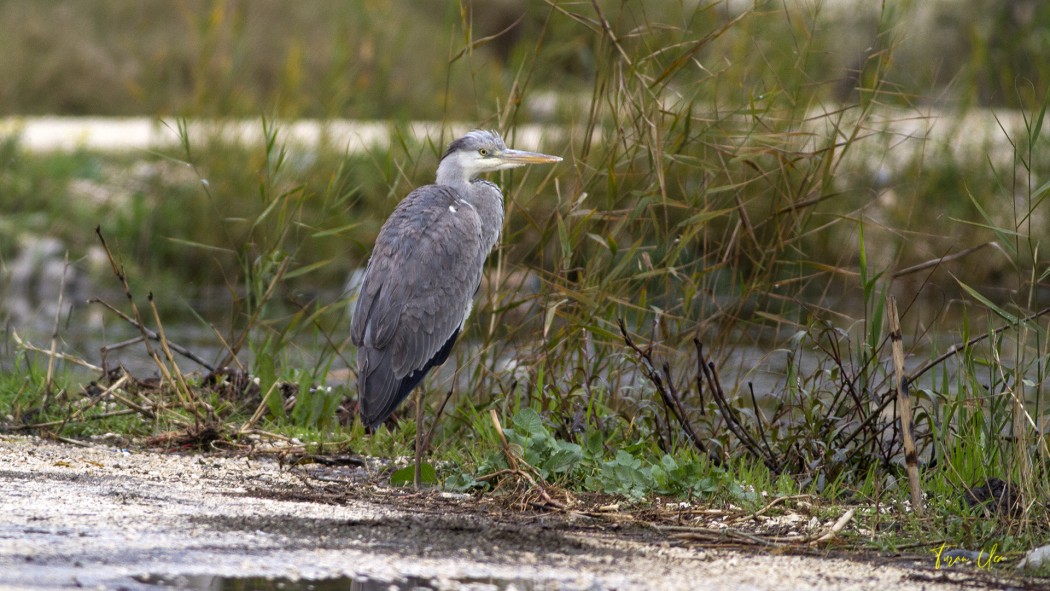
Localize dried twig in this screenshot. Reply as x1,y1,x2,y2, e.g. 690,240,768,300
695,339,779,471
729,494,813,523
891,241,999,278
660,505,855,548
887,297,923,515
95,227,167,375
43,252,70,405
748,383,778,463
89,297,215,371
906,304,1050,385
106,384,167,422
11,331,102,373
618,319,781,470
489,409,566,509
617,319,714,460
664,526,779,547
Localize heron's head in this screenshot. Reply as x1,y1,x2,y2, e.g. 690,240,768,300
436,129,561,185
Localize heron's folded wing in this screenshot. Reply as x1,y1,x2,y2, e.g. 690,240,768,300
350,185,485,379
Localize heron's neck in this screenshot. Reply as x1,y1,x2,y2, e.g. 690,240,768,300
435,158,469,188
457,178,504,253
435,159,503,251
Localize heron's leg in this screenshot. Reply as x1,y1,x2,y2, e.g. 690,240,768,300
414,386,424,488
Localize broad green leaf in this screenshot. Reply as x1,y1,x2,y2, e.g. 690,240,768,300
512,408,545,436
391,463,437,487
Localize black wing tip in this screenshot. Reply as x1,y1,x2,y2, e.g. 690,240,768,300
360,416,383,433
359,371,424,431
359,402,394,432
357,329,462,433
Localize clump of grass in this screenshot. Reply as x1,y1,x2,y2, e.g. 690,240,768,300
433,0,1049,552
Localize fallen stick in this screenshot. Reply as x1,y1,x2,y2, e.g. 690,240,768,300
809,508,855,545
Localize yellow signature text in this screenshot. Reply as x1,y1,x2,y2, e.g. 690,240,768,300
931,542,1006,570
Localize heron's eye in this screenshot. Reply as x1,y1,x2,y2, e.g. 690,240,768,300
478,148,489,156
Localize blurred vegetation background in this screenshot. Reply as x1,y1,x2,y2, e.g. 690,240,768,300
1,0,1048,117
3,0,1049,298
1,1,1049,523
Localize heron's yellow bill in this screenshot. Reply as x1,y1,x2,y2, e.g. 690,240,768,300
497,149,563,164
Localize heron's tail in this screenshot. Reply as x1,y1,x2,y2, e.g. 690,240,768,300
357,347,402,430
357,329,461,430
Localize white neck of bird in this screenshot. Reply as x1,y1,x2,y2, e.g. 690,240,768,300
435,152,473,188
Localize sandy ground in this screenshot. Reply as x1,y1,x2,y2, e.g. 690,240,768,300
0,435,1023,591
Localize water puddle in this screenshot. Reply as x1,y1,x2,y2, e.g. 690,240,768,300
135,573,539,591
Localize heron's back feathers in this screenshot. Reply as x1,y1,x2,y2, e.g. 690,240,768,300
351,182,500,427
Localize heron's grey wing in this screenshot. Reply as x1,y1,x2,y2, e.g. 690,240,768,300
351,185,484,355
350,185,486,426
356,325,460,429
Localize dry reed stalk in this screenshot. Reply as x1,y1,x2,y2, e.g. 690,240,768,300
887,296,923,515
95,227,178,386
41,252,70,407
488,409,565,509
11,331,102,373
147,293,211,418
239,379,282,434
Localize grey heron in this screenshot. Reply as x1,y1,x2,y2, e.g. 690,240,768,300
350,130,562,442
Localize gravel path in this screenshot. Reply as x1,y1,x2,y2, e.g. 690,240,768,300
0,436,1013,590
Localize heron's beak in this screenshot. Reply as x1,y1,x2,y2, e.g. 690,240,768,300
497,148,563,165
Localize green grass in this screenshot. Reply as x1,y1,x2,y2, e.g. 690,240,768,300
1,0,1049,576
